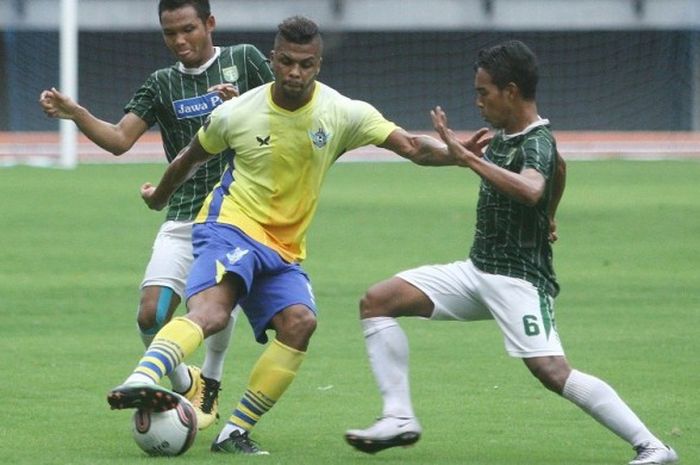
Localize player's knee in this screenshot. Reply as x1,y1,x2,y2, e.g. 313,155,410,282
137,287,177,335
359,286,388,319
287,308,316,340
274,306,317,348
137,300,159,334
526,357,571,394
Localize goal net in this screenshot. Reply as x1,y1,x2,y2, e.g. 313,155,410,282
1,1,699,167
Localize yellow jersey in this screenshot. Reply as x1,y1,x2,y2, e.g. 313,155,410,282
196,81,397,262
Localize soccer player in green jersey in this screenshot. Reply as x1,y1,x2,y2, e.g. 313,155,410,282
104,15,493,455
39,0,273,430
344,40,678,465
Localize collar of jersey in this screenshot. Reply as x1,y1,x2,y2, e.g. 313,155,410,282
176,46,221,75
267,81,319,115
501,117,550,140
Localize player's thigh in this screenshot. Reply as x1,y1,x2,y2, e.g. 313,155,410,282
396,260,491,321
141,220,194,298
186,273,243,337
476,270,564,358
242,264,317,345
361,276,434,318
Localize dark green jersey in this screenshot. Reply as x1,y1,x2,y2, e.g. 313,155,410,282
125,45,273,221
469,121,560,297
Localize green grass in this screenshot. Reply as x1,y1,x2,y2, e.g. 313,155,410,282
0,161,697,464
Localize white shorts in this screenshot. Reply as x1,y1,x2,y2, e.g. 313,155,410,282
397,259,564,358
141,221,194,299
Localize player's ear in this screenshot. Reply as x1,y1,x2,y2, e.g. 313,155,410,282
505,82,519,100
206,14,216,31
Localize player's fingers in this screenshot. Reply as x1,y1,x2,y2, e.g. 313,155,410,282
477,136,493,149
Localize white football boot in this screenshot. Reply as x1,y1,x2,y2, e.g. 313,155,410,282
345,416,422,454
629,442,679,465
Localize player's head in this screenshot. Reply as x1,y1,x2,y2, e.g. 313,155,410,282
158,0,215,69
270,16,323,106
473,40,538,129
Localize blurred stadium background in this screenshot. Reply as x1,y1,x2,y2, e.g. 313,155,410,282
1,0,699,166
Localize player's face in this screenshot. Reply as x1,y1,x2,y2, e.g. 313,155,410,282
474,67,511,129
270,37,322,107
160,5,215,68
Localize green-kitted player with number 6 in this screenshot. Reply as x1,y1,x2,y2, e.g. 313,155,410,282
345,40,677,465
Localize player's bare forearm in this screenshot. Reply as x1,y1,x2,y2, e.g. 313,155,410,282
72,111,148,156
469,158,545,206
39,88,147,156
548,150,567,219
404,134,453,166
142,138,211,211
380,129,452,166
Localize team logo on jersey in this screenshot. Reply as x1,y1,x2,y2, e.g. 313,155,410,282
222,66,239,83
309,127,332,149
257,135,271,146
172,91,223,120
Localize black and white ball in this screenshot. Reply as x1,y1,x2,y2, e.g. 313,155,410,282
132,396,198,456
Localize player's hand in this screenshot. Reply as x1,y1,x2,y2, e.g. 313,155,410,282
38,87,79,119
208,83,239,101
140,182,166,211
431,106,480,167
462,127,492,158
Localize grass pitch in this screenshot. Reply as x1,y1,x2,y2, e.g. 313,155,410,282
0,160,697,464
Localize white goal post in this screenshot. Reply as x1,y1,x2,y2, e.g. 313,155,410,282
58,0,78,169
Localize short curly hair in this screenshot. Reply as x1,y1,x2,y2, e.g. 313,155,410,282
275,16,322,49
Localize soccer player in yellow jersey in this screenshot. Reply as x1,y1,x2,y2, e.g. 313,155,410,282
41,0,273,430
107,15,488,455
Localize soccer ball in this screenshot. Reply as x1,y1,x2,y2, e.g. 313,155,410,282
132,396,198,456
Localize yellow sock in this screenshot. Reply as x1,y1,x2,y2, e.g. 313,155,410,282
229,339,305,430
133,317,203,383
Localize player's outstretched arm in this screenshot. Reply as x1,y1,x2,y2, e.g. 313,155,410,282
432,105,545,206
141,136,212,211
379,128,450,165
38,87,148,156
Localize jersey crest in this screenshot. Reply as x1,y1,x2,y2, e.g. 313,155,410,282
222,66,239,83
309,127,332,149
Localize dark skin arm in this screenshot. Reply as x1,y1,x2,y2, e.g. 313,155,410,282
379,127,491,166
140,136,212,211
547,150,567,242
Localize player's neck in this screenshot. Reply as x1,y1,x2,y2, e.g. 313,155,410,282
503,102,539,135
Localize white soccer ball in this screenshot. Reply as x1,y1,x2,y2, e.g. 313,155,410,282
132,396,198,456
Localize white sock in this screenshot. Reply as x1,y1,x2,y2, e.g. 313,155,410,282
562,369,662,447
139,327,190,392
362,317,416,419
202,307,239,381
217,422,246,442
125,373,155,385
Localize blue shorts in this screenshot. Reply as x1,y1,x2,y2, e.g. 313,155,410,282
186,222,317,344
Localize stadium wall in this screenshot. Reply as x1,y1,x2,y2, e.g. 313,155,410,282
1,30,698,132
